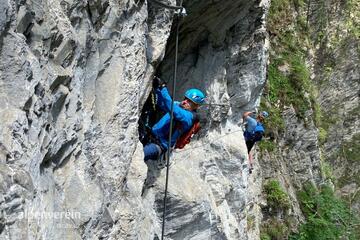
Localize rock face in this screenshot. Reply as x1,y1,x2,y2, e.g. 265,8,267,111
249,0,360,238
0,0,270,239
314,3,360,215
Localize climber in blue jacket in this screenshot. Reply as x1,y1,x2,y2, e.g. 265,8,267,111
242,110,268,174
143,77,206,162
243,110,269,153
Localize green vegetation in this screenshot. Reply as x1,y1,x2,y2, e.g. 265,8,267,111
331,134,360,190
345,0,360,38
267,0,292,33
264,180,290,210
261,180,294,239
263,0,317,138
260,233,271,240
266,35,313,121
261,1,360,239
260,42,318,150
315,103,337,149
260,98,285,131
318,127,327,145
261,218,289,240
337,172,360,200
258,140,276,153
290,184,360,240
261,51,315,148
247,215,256,231
264,0,359,132
319,160,334,182
258,99,284,154
309,0,328,44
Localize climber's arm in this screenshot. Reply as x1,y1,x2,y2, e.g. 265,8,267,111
156,88,193,127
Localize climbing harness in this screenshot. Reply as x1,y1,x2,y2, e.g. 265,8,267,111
139,89,159,145
151,90,157,111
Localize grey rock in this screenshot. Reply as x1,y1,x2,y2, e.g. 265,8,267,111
16,5,33,34
0,0,271,239
0,0,11,35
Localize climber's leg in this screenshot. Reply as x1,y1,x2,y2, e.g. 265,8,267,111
144,143,163,161
246,140,255,153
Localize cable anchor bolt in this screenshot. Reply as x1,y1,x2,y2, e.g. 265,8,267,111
175,7,187,17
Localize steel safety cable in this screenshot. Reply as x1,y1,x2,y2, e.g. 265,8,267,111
161,0,184,239
148,0,184,10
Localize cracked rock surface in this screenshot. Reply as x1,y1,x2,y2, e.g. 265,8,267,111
0,0,269,239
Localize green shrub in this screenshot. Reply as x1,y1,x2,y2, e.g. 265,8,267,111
247,215,256,230
291,184,360,240
268,0,292,33
261,218,289,240
312,101,321,127
265,0,318,124
260,98,286,133
320,161,333,181
260,233,271,240
267,48,313,121
264,180,291,210
318,127,327,144
258,140,276,153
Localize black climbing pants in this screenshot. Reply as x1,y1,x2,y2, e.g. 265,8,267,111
246,140,255,153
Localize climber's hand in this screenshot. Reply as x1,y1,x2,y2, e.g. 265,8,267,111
153,76,166,89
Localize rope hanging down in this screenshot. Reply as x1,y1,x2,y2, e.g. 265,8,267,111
160,1,184,239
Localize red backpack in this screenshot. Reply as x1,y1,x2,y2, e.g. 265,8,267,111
175,120,201,149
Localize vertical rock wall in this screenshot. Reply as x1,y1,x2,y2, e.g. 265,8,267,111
311,0,360,215
0,0,174,239
150,0,270,239
249,0,359,238
0,0,270,239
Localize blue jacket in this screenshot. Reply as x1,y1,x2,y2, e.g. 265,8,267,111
152,88,195,149
244,119,265,142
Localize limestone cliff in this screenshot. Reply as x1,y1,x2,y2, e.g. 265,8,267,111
0,0,358,240
251,0,359,239
0,0,269,239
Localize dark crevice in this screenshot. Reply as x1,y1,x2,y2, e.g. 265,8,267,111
34,82,45,97
87,0,110,31
86,2,94,26
50,32,64,52
53,147,76,171
24,22,34,44
51,96,66,122
40,138,77,172
50,75,71,92
23,97,33,112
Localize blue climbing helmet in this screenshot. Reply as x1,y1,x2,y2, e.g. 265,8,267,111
260,111,269,118
184,88,206,105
